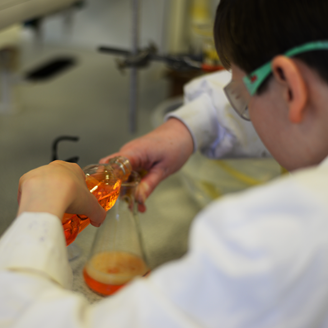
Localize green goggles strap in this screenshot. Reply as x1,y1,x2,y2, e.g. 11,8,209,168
243,41,328,96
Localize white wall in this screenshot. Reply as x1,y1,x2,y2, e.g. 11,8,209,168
41,0,221,53
42,0,168,52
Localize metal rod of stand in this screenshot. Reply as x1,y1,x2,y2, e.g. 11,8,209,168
129,0,140,134
0,50,12,114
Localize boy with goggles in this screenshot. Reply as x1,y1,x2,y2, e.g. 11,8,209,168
224,41,328,121
2,0,328,327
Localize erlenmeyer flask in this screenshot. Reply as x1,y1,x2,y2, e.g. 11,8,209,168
62,156,132,246
83,171,149,296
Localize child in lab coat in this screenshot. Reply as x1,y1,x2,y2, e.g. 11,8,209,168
101,0,328,212
1,0,328,327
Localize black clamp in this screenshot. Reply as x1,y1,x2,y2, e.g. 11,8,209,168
51,136,80,163
98,43,208,73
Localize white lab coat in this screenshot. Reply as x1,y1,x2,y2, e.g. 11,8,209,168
166,70,271,159
1,158,328,328
1,71,328,327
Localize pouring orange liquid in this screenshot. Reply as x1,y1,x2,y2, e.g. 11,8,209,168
62,157,132,246
62,176,121,245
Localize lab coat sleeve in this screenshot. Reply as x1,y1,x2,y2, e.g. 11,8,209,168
166,70,271,159
2,165,328,328
0,212,72,288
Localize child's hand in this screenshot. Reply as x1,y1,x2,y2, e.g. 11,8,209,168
17,161,106,227
100,118,194,212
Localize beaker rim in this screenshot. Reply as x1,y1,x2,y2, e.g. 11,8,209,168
122,171,140,187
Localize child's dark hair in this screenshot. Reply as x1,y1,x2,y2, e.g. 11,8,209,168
214,0,328,93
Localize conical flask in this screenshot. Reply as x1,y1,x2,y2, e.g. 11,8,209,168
62,156,132,246
83,171,149,296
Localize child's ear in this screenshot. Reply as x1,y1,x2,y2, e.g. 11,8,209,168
271,56,307,123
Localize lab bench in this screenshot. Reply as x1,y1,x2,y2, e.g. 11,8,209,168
69,172,201,304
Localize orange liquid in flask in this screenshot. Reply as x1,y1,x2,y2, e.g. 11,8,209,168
83,251,149,295
62,175,121,246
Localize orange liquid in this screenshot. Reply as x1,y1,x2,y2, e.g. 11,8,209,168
83,270,125,295
84,251,149,296
62,176,121,246
86,176,121,212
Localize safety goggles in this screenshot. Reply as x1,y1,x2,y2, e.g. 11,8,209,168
224,41,328,121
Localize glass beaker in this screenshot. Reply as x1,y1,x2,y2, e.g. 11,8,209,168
83,171,149,296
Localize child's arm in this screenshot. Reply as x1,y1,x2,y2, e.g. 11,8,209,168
100,118,194,212
168,70,271,159
100,71,271,210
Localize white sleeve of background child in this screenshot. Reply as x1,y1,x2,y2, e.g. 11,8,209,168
165,70,271,159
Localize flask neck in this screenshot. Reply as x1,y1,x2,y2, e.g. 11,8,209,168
108,156,132,181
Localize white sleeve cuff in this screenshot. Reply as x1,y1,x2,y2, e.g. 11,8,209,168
0,212,72,289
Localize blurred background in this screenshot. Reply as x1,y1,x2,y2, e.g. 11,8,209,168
0,0,281,301
0,0,221,239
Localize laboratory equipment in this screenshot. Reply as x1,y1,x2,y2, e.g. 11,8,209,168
62,156,132,246
0,1,83,114
83,171,149,296
0,0,82,31
99,44,223,74
51,135,80,163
